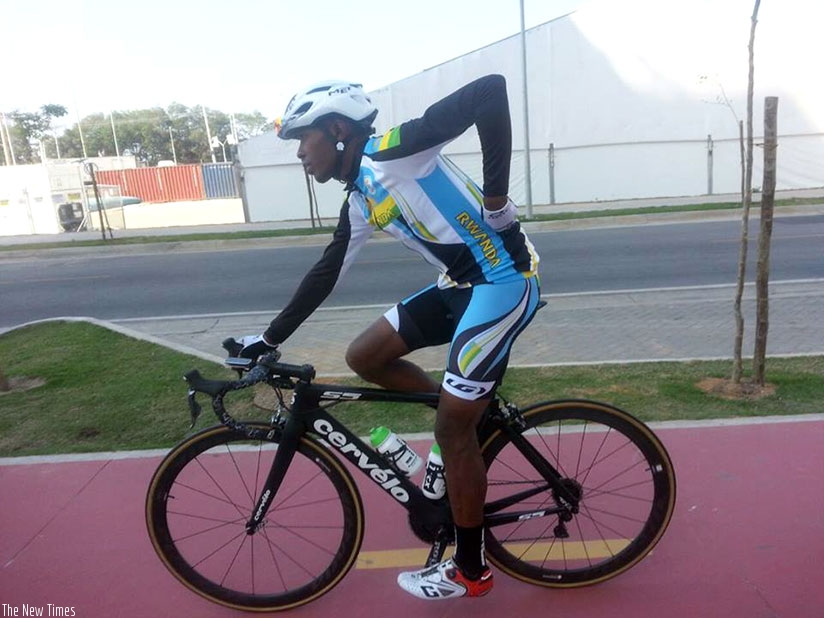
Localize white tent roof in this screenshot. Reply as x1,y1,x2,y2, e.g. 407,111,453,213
240,0,821,213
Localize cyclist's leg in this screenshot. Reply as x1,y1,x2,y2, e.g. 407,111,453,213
398,277,540,598
345,284,452,393
438,277,540,569
345,318,439,392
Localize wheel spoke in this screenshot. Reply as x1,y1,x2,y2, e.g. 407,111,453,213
483,404,674,587
147,425,363,610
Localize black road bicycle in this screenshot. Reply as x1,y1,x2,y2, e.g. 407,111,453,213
146,340,676,612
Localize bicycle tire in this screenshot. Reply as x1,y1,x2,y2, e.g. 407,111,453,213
146,423,364,612
481,400,676,587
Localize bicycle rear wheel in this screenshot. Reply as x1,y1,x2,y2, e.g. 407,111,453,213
146,423,364,612
481,400,675,587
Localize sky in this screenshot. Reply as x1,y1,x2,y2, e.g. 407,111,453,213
1,0,588,132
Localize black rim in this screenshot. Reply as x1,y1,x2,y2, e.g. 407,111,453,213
146,424,363,610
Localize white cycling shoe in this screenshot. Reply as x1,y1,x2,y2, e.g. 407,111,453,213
397,558,493,600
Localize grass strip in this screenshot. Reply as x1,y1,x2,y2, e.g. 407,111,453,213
1,321,821,457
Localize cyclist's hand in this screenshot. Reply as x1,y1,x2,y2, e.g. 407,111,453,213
234,334,278,360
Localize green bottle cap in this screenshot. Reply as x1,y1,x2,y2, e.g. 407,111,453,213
370,426,391,447
430,443,441,456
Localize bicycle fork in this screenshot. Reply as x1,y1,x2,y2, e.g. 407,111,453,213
245,413,303,535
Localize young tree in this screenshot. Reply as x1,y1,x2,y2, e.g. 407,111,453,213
753,96,778,385
731,0,761,384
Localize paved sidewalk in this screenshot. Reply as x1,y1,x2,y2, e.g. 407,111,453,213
112,279,824,375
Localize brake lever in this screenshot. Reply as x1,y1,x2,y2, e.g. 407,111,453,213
187,388,202,428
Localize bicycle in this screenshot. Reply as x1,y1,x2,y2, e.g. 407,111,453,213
145,339,676,612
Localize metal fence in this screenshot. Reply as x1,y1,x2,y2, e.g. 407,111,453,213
441,131,824,208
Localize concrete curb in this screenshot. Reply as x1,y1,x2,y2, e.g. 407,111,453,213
0,316,224,365
2,413,822,467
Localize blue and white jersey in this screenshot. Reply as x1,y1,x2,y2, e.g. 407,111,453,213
266,74,540,344
348,143,538,288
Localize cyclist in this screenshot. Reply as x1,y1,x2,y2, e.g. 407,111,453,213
237,74,540,600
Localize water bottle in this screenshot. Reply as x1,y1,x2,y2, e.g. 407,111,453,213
422,443,446,500
369,426,422,476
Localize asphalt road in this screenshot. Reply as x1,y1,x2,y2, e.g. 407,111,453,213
1,215,823,328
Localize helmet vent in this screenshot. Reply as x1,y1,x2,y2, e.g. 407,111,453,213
292,102,312,115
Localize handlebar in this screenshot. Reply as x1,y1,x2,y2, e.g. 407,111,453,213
182,338,316,429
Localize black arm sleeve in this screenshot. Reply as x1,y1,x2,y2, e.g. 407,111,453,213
264,203,354,344
375,74,512,197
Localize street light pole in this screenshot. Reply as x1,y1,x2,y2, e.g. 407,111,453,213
519,0,534,217
169,126,178,164
202,106,217,163
0,112,13,165
72,96,88,158
110,111,120,157
1,112,17,165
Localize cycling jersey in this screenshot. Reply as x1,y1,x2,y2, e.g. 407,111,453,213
266,74,540,346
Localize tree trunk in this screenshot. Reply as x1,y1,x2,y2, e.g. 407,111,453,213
732,120,747,383
753,96,778,385
732,0,761,383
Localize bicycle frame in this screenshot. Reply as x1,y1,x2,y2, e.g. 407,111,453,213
246,381,447,536
243,379,580,549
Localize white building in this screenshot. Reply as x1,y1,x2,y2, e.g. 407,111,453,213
238,0,823,223
0,157,137,236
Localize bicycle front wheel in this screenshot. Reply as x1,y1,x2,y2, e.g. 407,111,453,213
481,400,676,587
146,423,364,612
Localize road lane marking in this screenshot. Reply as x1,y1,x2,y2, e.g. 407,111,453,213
355,538,631,569
0,275,110,285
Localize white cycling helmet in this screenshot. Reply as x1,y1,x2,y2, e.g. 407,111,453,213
277,80,377,140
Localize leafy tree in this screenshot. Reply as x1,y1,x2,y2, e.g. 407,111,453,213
234,111,271,139
54,104,271,166
3,104,67,163
60,113,120,160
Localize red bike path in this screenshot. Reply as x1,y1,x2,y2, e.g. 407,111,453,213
1,417,822,618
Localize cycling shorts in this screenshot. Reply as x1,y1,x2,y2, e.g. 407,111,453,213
383,277,541,400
